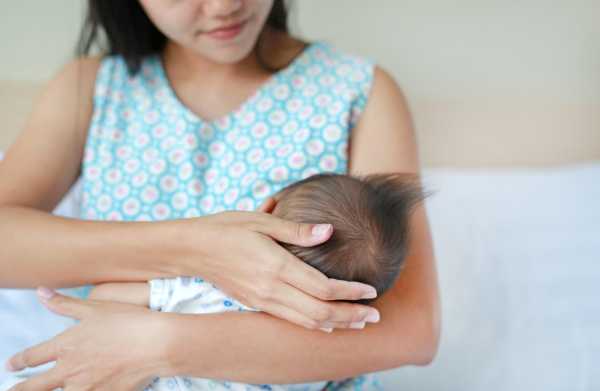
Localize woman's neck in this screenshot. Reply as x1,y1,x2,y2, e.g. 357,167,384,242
162,41,264,84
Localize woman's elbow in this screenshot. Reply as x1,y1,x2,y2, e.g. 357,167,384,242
410,302,442,366
414,316,441,366
384,302,441,367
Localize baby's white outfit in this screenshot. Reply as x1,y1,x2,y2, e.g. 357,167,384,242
144,276,329,391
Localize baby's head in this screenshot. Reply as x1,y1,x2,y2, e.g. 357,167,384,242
270,172,432,304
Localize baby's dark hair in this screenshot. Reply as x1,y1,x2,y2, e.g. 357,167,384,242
271,172,433,304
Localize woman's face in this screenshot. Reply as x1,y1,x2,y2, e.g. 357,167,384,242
138,0,274,63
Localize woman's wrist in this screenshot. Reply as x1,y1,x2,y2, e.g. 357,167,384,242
148,312,185,378
164,212,249,282
151,312,210,378
145,218,198,278
158,215,220,279
93,218,194,282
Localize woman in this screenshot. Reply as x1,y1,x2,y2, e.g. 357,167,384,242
0,0,440,389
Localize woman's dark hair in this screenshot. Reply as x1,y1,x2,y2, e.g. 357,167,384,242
76,0,290,76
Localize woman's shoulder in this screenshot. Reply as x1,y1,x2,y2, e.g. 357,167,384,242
76,52,157,86
310,40,376,69
268,32,375,75
92,53,140,82
55,55,104,88
40,55,104,117
309,42,406,103
292,40,376,95
53,54,129,94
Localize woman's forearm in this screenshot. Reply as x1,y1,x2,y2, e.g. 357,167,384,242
161,297,435,384
0,205,187,288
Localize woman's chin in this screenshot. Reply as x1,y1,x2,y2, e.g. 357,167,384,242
189,40,255,64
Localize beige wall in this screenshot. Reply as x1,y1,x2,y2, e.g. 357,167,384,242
1,1,599,168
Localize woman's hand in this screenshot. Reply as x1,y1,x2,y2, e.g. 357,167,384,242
4,287,170,391
177,197,381,332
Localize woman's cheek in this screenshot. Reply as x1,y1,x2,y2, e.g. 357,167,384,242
139,0,198,40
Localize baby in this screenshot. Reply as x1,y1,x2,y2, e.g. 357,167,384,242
88,172,430,391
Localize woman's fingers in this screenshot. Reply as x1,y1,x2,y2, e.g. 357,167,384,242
257,301,333,332
36,287,91,320
323,278,379,301
246,212,381,326
6,287,93,372
274,247,378,301
256,197,276,213
251,213,334,247
270,281,379,326
7,368,63,391
320,320,368,330
5,338,59,372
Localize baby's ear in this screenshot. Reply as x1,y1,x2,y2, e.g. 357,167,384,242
257,197,277,214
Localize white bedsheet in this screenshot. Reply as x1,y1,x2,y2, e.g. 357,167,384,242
1,153,598,390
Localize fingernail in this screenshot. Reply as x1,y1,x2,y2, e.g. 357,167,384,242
37,286,56,302
312,224,332,237
350,322,366,329
319,327,333,333
5,360,16,372
361,289,377,299
364,310,380,323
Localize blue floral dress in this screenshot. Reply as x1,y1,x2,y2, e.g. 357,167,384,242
77,40,384,391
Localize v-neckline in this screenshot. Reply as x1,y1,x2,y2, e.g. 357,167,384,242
153,41,320,126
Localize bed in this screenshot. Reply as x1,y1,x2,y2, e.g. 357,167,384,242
1,149,598,390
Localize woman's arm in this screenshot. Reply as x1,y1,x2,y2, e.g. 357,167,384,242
0,57,187,288
159,66,441,382
0,206,195,288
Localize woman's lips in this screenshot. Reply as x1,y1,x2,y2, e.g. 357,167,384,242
204,20,247,40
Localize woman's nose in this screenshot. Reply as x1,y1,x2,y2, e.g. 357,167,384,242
202,0,243,18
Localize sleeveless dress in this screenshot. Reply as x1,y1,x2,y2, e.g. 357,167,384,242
78,40,384,391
